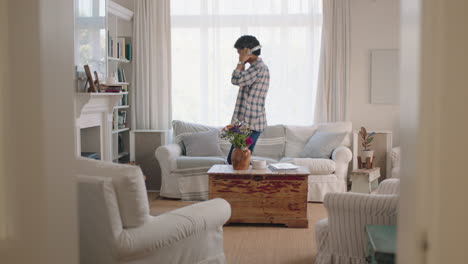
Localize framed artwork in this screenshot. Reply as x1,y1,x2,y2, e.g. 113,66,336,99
84,64,97,93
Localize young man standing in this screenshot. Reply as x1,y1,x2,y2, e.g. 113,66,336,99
228,35,270,164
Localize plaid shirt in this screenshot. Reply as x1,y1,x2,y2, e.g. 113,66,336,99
231,58,270,132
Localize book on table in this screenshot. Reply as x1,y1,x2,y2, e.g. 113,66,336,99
268,163,299,171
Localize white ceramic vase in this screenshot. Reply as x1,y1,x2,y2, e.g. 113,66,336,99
361,150,374,162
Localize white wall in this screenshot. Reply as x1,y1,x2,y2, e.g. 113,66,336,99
349,0,400,146
1,0,78,263
0,0,12,243
399,0,468,263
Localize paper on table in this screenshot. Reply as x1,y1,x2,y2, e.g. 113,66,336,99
268,163,299,171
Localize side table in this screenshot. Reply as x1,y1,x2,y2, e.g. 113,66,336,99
350,167,380,193
366,225,396,264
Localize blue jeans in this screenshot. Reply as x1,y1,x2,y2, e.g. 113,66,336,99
227,130,262,165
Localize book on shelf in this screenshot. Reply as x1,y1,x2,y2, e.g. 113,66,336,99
116,37,126,59
116,67,127,83
268,163,299,171
99,85,123,93
119,93,128,106
108,35,131,61
117,110,127,129
125,43,131,61
121,68,126,82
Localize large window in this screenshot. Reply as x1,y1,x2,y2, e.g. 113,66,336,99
74,0,107,77
171,0,322,126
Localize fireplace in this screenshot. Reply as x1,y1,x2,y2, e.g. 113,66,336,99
75,93,124,161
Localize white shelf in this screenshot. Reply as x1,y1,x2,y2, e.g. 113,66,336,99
112,128,130,134
108,57,130,63
114,105,129,110
108,1,133,21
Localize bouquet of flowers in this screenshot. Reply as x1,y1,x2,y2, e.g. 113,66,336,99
221,121,253,150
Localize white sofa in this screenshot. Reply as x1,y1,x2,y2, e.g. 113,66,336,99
155,120,353,202
315,179,400,264
77,158,231,264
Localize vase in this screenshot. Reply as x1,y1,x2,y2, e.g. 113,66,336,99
361,150,375,163
231,147,251,170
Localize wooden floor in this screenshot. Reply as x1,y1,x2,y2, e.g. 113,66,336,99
149,194,328,264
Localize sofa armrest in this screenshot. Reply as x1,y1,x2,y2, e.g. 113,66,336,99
331,146,352,181
323,192,398,256
117,198,231,260
331,145,352,163
155,143,182,174
376,179,400,195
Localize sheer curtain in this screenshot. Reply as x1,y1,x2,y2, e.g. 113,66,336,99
171,0,322,127
133,0,172,130
314,0,350,122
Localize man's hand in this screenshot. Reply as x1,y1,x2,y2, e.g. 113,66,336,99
236,48,253,71
238,48,253,64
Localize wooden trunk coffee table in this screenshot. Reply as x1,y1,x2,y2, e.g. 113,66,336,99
207,164,309,228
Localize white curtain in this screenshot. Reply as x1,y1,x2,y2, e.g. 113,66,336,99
133,0,172,130
314,0,350,122
171,0,322,127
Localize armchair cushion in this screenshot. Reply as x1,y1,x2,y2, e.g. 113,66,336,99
299,131,346,159
181,130,223,157
116,198,231,260
176,156,226,170
172,120,220,155
77,158,149,228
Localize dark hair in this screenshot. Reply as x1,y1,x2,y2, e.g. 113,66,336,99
234,35,261,56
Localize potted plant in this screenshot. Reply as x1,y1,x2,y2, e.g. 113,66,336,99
359,126,376,164
221,121,253,170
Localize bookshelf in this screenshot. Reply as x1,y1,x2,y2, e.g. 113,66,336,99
108,1,133,163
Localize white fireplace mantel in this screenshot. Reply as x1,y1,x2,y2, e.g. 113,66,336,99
75,92,126,161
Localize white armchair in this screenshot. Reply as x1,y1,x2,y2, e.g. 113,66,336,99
389,146,401,178
315,179,400,264
77,158,231,264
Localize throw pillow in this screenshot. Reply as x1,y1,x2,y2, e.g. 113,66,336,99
181,130,224,157
299,131,346,159
77,157,150,228
172,120,221,155
251,125,286,160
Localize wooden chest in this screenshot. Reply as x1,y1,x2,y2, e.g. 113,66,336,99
207,165,309,228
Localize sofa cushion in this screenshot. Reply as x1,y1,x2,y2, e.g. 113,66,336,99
285,125,318,158
251,125,286,160
315,122,352,147
292,158,336,175
77,158,149,228
299,131,346,159
172,120,221,155
176,156,226,170
181,130,223,157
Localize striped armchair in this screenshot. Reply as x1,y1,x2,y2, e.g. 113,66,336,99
315,179,400,264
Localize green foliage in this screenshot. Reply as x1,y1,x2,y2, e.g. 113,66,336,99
359,126,375,151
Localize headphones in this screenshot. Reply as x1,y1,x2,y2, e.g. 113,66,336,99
247,45,262,55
